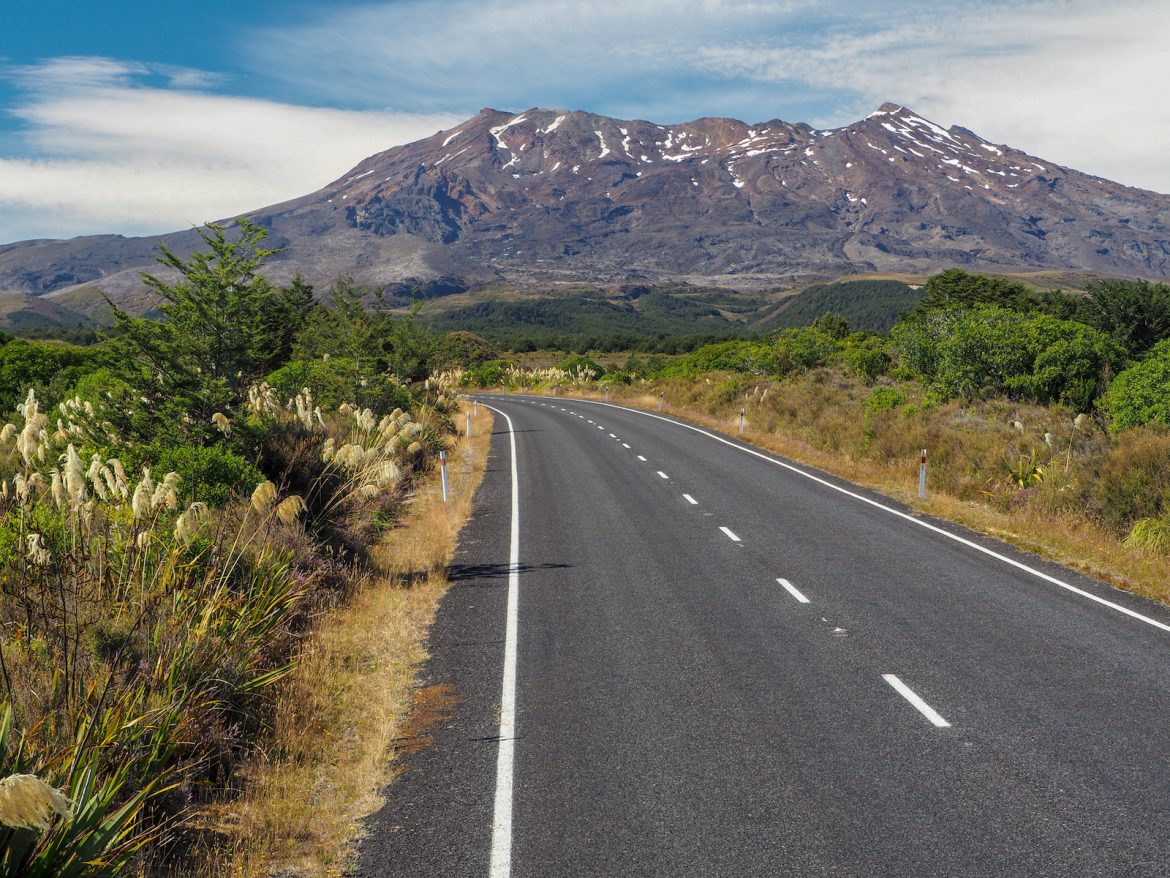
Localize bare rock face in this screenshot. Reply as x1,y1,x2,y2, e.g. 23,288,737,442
3,102,1169,309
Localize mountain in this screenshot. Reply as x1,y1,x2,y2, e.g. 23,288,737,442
2,103,1169,319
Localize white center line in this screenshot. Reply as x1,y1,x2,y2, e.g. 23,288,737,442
777,577,810,603
608,433,616,438
597,426,604,430
720,526,741,542
622,443,631,449
657,471,669,479
883,675,950,728
637,455,647,461
683,493,698,505
587,420,594,424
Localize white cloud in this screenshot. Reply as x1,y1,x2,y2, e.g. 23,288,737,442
252,0,1170,193
0,57,459,243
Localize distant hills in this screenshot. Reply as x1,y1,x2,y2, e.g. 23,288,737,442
1,102,1168,332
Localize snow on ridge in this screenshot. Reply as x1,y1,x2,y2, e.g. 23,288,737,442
441,128,464,148
347,169,375,183
490,114,529,150
594,130,610,159
542,114,567,134
979,143,1003,155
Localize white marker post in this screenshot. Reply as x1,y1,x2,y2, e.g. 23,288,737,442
604,388,609,402
739,407,745,434
439,450,449,502
658,393,664,412
918,448,927,499
473,399,479,415
467,410,472,438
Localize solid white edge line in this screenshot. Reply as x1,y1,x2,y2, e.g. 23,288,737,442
720,526,741,542
683,493,698,505
777,577,810,603
483,404,520,878
557,397,1170,637
883,674,950,728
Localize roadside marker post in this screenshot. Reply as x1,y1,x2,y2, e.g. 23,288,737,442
605,388,609,401
658,393,664,412
473,399,479,415
440,450,449,502
467,410,472,437
919,448,927,499
739,407,745,434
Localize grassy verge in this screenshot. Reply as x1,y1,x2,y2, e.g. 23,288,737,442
199,406,494,878
544,380,1170,606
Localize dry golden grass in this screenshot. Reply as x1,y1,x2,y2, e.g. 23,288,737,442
201,406,494,878
575,382,1170,607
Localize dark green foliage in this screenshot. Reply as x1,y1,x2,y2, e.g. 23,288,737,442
864,386,906,413
292,278,438,382
841,334,893,384
1100,340,1170,430
770,326,842,374
422,290,742,348
264,359,413,413
559,355,605,377
1074,279,1170,360
132,444,264,508
0,338,110,413
891,306,1118,408
913,268,1039,314
659,340,777,377
107,219,293,441
463,359,516,386
763,280,924,333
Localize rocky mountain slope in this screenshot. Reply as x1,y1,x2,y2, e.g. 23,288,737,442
2,103,1168,316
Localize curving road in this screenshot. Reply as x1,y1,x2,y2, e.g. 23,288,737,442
353,394,1170,877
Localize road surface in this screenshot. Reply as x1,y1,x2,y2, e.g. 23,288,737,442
353,394,1170,877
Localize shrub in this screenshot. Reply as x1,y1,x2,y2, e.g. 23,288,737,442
865,386,906,413
1100,340,1170,431
265,359,413,413
660,341,776,377
138,444,265,507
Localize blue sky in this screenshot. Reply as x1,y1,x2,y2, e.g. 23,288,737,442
2,0,1167,243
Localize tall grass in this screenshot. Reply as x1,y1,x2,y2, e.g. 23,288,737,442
0,379,454,874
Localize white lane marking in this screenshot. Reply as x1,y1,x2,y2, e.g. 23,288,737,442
483,404,521,877
563,397,1170,637
683,493,698,505
777,577,810,603
637,455,647,461
608,433,616,438
883,675,950,728
720,526,741,542
598,426,605,430
570,411,576,414
657,471,669,479
622,443,631,449
587,420,594,424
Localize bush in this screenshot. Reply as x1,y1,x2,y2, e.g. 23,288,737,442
660,341,776,377
865,386,906,413
265,359,413,413
1100,340,1170,431
462,359,516,387
560,355,604,379
136,444,265,508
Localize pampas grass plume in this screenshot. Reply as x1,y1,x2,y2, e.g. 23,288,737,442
0,774,74,830
275,495,306,525
251,480,277,514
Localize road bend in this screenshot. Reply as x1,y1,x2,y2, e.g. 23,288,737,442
353,394,1170,877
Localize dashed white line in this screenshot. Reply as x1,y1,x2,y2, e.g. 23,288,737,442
608,433,616,438
587,420,594,424
777,577,810,603
567,396,1170,638
657,471,669,479
883,675,950,728
622,443,631,449
637,455,647,462
683,494,698,505
720,526,741,542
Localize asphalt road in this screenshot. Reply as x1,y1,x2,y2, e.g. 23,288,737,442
354,394,1170,877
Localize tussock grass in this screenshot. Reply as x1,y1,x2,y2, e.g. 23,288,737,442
202,406,493,878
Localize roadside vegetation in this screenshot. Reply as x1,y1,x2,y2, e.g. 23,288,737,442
458,268,1170,604
0,221,489,876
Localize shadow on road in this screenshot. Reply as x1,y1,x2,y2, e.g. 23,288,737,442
449,561,571,582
